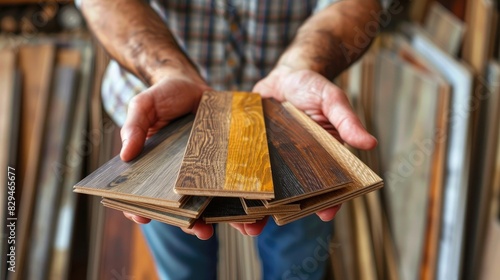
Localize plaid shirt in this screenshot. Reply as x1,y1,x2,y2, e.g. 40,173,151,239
101,0,340,126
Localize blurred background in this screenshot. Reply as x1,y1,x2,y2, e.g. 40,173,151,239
0,0,499,279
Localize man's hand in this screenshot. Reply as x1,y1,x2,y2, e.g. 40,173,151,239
253,65,378,222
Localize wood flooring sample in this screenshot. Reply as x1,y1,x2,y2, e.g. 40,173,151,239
175,91,273,199
201,197,265,223
101,199,195,229
74,115,195,207
262,99,352,206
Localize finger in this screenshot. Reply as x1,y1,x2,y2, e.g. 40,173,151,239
316,204,342,221
123,212,151,224
120,92,157,162
229,222,248,235
182,220,214,240
320,83,377,150
243,216,269,236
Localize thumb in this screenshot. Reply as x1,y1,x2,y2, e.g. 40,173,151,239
319,82,377,150
120,92,156,161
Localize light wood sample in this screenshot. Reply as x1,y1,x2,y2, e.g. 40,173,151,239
175,91,273,199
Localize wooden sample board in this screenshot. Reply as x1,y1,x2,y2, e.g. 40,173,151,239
262,99,352,206
101,199,195,229
74,115,195,207
15,44,56,280
175,91,273,199
0,48,21,279
27,59,79,279
202,197,265,223
129,196,212,219
240,199,300,215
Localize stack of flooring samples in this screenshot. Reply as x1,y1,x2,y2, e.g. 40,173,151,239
74,91,383,228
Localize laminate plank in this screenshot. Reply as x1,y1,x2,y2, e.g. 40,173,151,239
0,48,19,279
131,196,212,219
27,64,78,280
201,197,265,223
224,92,273,197
262,99,352,206
272,182,383,225
175,92,232,195
15,44,56,280
49,42,91,280
240,199,300,215
74,115,194,207
102,199,195,229
175,91,274,199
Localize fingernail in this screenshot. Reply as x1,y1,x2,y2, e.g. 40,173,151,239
131,217,143,224
122,139,129,149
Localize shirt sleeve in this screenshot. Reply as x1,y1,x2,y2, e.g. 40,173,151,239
313,0,341,13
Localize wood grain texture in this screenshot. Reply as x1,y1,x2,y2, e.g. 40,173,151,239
15,44,56,280
240,199,300,215
201,197,265,223
0,48,19,279
175,91,274,199
102,199,195,229
27,64,78,280
74,115,194,207
262,99,352,206
271,101,383,225
224,92,273,197
49,42,91,280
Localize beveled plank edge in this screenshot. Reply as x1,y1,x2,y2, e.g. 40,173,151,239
272,183,383,225
240,198,301,215
102,201,195,229
174,188,275,200
132,196,213,219
73,187,184,208
261,181,352,207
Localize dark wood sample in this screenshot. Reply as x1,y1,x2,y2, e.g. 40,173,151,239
131,196,212,219
74,115,195,207
175,91,274,199
201,197,265,223
101,199,195,229
262,99,352,206
240,199,300,215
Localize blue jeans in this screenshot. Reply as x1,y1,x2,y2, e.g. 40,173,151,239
141,215,334,280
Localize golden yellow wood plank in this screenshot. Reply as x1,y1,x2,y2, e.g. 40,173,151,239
224,92,273,197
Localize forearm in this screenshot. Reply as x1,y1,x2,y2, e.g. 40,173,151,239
81,0,199,85
278,0,382,79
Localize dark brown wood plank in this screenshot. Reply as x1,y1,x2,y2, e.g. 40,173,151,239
262,99,351,206
74,115,194,207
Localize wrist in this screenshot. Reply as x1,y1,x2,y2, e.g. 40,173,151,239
149,57,206,86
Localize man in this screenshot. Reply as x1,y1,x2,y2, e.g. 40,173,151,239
80,0,380,279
